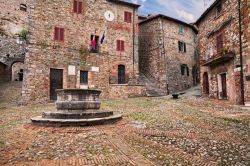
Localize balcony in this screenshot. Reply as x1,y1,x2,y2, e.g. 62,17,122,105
201,50,235,66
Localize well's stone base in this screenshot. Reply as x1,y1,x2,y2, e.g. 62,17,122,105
31,114,122,127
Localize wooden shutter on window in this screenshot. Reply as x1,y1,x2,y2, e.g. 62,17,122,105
121,41,124,51
117,40,120,51
128,12,132,23
78,1,82,13
217,34,223,52
178,41,181,51
60,28,64,41
54,27,59,40
73,0,78,13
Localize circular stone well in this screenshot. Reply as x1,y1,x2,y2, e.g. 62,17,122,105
31,89,122,126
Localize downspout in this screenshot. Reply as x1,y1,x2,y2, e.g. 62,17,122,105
238,0,244,105
132,7,135,76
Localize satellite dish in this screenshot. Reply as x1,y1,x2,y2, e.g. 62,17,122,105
104,10,115,21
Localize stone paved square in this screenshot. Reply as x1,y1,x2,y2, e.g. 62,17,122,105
0,83,250,166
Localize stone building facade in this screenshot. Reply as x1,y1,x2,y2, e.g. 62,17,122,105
139,15,199,94
21,0,145,103
0,0,29,82
197,0,249,104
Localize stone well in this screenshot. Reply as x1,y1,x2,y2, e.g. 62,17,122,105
31,89,122,126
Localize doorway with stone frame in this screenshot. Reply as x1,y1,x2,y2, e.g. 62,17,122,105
217,73,227,100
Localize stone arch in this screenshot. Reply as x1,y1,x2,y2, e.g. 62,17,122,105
11,62,24,81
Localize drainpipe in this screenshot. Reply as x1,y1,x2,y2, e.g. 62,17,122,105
132,7,135,76
238,0,244,105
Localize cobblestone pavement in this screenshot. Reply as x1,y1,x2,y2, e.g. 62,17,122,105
0,84,250,166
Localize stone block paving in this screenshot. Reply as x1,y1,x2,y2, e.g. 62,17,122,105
0,96,250,166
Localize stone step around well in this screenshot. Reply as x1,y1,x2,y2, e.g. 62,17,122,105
42,110,114,119
31,114,123,127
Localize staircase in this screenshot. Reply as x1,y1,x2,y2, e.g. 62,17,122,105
139,73,168,97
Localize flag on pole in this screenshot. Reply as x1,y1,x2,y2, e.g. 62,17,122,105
100,31,106,44
91,35,96,49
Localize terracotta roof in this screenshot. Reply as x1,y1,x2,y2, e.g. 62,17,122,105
139,14,198,33
108,0,140,8
196,0,221,24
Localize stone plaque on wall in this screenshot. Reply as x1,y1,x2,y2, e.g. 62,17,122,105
68,65,76,75
91,67,100,72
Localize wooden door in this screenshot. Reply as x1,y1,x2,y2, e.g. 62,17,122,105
203,72,209,95
50,68,63,100
221,73,227,99
118,65,125,84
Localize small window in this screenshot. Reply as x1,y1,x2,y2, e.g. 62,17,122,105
181,65,186,75
216,4,222,17
179,25,184,35
54,27,64,41
80,71,88,84
117,40,125,51
178,41,186,53
124,11,132,23
194,33,198,43
90,35,99,53
20,4,27,12
73,0,82,14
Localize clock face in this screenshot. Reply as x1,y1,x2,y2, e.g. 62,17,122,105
104,10,115,21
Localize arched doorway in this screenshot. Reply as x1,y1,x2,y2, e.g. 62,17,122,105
118,65,125,84
11,62,24,81
203,72,209,95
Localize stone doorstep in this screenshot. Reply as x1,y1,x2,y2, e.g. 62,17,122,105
31,114,123,127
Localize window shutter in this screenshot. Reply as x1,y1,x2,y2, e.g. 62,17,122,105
78,1,82,13
124,12,127,22
128,13,132,23
184,43,186,53
73,0,78,13
117,40,120,51
60,28,64,41
121,41,125,51
178,41,181,51
217,34,223,52
54,27,59,40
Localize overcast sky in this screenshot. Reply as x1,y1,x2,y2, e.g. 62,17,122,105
126,0,216,23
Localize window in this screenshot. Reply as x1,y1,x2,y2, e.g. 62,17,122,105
73,0,82,14
194,33,198,43
179,25,184,35
181,65,186,75
20,4,27,12
181,64,189,76
117,40,125,51
216,34,223,53
118,65,126,84
80,71,88,84
124,11,132,23
54,27,64,41
90,35,99,53
216,4,222,17
178,41,186,53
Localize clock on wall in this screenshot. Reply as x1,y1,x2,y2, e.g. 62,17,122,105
104,10,115,21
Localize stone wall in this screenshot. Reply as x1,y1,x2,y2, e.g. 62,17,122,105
109,84,146,99
139,16,198,94
242,0,250,102
197,0,242,104
22,0,144,103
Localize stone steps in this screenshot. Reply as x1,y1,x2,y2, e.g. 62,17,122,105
42,110,114,119
31,114,123,127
